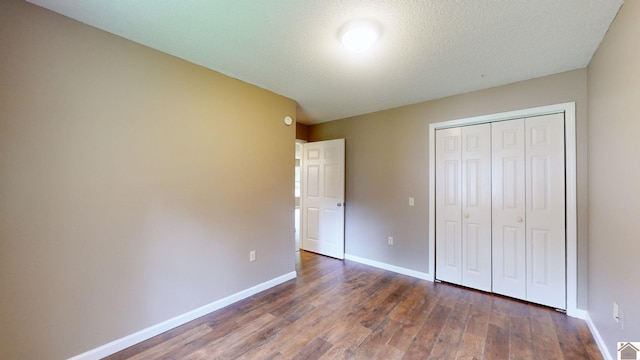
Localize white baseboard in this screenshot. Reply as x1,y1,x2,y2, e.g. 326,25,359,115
568,307,588,320
585,312,613,360
68,271,297,360
344,254,431,281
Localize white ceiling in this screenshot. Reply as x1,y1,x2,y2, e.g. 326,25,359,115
27,0,623,124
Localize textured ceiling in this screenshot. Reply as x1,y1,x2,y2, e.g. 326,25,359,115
27,0,623,124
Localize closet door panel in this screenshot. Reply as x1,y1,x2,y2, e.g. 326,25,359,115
492,119,526,300
436,128,462,284
525,114,566,309
461,124,492,292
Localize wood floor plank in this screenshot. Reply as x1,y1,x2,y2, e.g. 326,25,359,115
317,323,371,360
453,289,492,360
378,344,406,360
530,306,565,360
576,319,605,360
429,300,472,359
124,324,211,360
151,320,242,360
308,262,387,308
354,318,403,360
232,267,341,327
402,303,452,359
290,337,333,360
181,312,276,359
276,305,351,358
483,323,509,360
550,310,595,360
508,314,535,360
237,304,333,359
461,289,492,337
107,251,604,360
387,285,441,351
454,333,486,360
261,352,288,360
356,277,416,329
386,278,429,322
215,316,293,359
278,268,395,358
321,273,403,344
487,296,513,330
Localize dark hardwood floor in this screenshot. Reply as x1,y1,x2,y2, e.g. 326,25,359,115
105,251,602,359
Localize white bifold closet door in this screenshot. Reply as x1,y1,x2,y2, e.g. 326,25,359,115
435,127,462,285
491,119,527,299
436,113,566,310
492,114,566,309
435,124,492,292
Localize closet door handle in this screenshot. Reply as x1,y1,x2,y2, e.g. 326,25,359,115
516,216,523,223
463,212,469,219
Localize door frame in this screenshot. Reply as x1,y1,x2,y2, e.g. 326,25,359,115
295,139,306,251
428,102,579,317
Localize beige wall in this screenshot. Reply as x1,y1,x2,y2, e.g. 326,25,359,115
296,122,310,141
587,1,640,358
309,69,589,308
0,1,296,359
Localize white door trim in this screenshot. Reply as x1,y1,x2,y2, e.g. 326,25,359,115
427,102,579,317
295,140,307,251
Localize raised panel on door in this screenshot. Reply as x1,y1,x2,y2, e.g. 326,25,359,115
461,124,492,292
492,119,527,300
302,145,323,255
301,139,345,259
436,128,462,285
525,114,566,309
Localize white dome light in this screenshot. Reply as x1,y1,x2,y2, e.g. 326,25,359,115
340,20,380,53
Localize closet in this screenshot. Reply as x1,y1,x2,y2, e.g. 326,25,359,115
435,113,566,310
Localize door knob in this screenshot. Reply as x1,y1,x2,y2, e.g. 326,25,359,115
516,216,523,223
463,212,469,219
337,203,342,207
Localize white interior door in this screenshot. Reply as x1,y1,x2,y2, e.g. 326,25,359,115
435,128,462,284
301,139,345,259
461,124,492,292
524,114,566,309
492,119,527,300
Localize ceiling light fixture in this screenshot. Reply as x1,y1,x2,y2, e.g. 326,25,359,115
339,20,380,53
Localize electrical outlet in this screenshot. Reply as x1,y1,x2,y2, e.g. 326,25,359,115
409,197,415,206
249,250,256,262
388,236,394,245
